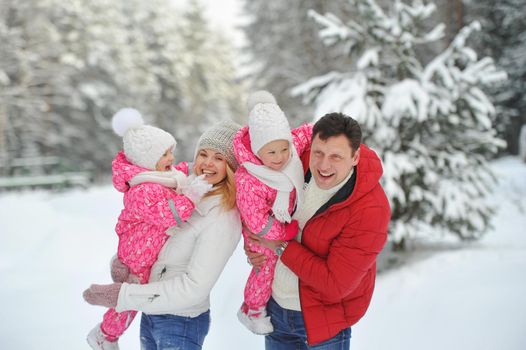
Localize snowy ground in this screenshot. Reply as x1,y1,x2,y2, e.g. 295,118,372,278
0,156,524,350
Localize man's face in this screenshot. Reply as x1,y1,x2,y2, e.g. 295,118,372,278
309,134,359,190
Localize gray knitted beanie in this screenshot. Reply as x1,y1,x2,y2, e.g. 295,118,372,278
195,120,241,171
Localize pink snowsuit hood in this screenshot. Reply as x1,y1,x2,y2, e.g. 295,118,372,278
233,126,264,166
112,151,148,193
112,151,189,193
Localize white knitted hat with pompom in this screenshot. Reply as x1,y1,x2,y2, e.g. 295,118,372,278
247,91,292,155
112,108,176,170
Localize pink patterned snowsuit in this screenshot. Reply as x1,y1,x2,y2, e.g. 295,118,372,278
234,124,312,313
100,151,195,341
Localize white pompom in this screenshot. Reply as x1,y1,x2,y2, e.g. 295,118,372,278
112,108,144,136
247,90,277,112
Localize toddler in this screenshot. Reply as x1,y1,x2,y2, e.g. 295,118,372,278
86,108,210,350
234,91,312,334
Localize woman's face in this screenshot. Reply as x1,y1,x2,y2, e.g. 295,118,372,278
193,148,228,185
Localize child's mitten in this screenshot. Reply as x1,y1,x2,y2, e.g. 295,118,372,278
283,219,299,241
110,255,129,283
179,174,213,204
83,283,122,308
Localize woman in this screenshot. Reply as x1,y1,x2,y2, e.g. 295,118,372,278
84,120,242,350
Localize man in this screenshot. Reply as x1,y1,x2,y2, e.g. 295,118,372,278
248,112,391,349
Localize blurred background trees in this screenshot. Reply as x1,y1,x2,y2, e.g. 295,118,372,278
290,0,506,246
1,0,524,244
241,0,525,244
0,0,242,179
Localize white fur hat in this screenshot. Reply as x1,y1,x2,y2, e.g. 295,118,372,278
112,108,176,170
247,91,292,155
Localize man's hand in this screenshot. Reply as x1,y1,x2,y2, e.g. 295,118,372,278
244,243,267,268
83,283,122,308
247,233,284,253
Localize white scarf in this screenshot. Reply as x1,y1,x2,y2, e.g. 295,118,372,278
243,147,304,223
129,169,187,190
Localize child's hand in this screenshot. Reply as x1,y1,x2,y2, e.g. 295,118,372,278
179,174,213,204
83,283,122,308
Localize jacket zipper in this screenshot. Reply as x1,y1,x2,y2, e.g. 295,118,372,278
158,266,167,280
299,210,330,346
298,171,356,345
129,293,160,303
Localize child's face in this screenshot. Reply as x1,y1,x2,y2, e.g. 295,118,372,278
257,139,291,171
155,147,175,171
193,148,227,185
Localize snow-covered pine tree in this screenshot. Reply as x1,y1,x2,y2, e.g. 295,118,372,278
0,0,156,176
44,0,146,177
292,0,507,247
178,0,244,156
1,0,243,178
464,0,526,154
118,0,189,159
0,0,77,173
240,0,354,124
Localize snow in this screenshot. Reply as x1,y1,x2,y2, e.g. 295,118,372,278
357,48,380,69
353,156,526,350
0,157,525,349
382,79,429,123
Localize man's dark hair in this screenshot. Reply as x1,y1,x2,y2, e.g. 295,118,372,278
312,112,362,151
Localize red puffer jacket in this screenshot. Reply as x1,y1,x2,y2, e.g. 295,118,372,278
281,144,391,345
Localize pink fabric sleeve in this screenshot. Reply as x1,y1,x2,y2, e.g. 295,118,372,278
128,184,195,228
235,169,286,241
291,123,313,157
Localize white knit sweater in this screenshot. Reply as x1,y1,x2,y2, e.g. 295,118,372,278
272,169,353,310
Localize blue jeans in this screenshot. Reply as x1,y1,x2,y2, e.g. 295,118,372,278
140,311,210,350
265,298,351,350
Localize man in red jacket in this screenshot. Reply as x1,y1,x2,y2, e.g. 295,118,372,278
248,112,391,349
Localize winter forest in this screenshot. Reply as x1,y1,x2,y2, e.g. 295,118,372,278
1,0,526,349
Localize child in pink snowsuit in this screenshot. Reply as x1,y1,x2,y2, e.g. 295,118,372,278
87,108,211,350
234,91,312,335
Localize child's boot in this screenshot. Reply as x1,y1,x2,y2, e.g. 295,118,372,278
237,304,274,335
87,323,120,350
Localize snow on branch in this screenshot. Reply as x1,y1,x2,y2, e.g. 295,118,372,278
307,9,361,47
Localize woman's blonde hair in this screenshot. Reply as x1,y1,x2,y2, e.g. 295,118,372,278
204,163,237,211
